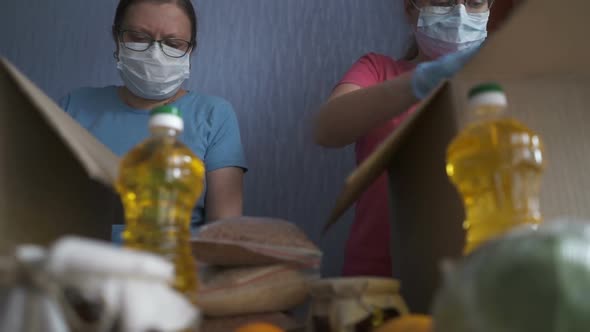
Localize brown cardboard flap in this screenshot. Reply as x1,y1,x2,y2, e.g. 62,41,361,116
0,58,120,251
386,85,463,313
324,83,450,230
460,0,590,81
0,58,119,185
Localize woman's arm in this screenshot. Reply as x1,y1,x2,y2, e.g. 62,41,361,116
314,47,482,148
205,167,244,222
201,100,247,222
313,71,418,148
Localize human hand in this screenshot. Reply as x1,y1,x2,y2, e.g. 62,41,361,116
411,46,481,99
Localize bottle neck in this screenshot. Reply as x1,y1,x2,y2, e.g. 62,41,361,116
470,103,507,122
150,126,181,138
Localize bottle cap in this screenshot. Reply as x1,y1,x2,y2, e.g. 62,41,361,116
149,106,184,132
468,82,508,109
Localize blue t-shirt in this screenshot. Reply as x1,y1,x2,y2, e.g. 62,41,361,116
59,86,247,242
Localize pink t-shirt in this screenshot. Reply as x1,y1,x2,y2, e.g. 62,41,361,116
338,53,416,277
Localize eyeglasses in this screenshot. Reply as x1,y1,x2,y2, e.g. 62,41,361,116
410,0,494,14
117,30,192,58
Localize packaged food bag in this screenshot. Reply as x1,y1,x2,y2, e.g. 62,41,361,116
197,264,317,317
191,217,322,268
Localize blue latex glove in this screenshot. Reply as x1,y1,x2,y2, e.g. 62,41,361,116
411,46,481,100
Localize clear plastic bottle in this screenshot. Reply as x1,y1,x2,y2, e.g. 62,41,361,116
446,83,545,254
116,105,205,302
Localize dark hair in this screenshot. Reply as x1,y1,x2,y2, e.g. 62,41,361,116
402,0,419,61
112,0,198,49
402,38,419,61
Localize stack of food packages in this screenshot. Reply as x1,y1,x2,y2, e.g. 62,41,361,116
191,217,322,332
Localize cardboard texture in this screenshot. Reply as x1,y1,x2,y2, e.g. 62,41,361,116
326,0,590,313
0,59,123,253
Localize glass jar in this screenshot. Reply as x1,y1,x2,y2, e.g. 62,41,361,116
307,277,409,332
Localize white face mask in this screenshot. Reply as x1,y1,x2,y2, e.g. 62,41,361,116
415,5,489,59
117,43,190,101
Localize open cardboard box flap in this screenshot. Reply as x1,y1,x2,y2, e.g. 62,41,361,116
0,59,119,184
0,59,122,252
325,0,590,312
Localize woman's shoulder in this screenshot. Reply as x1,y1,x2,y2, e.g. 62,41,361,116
340,53,412,87
176,92,240,137
357,52,408,72
184,91,232,106
59,86,119,112
180,92,236,118
360,52,397,63
63,86,118,100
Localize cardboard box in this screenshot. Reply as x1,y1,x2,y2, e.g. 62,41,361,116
0,59,123,253
326,0,590,313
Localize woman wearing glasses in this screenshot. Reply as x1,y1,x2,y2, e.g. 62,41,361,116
60,0,247,242
314,0,504,277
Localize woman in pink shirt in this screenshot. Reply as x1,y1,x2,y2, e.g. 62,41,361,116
314,0,499,277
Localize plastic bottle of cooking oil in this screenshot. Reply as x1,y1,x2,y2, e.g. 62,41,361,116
446,83,545,254
116,105,205,303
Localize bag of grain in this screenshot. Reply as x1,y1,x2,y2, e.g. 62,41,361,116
197,264,317,317
191,217,322,268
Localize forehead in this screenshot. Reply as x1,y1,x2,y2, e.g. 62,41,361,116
122,2,191,38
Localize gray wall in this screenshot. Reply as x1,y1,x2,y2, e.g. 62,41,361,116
0,0,411,277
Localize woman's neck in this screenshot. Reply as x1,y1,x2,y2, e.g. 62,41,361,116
118,87,187,110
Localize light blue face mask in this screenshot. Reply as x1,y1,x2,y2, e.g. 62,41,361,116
415,4,489,59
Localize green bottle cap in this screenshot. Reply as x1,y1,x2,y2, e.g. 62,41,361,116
468,82,508,109
150,105,182,118
468,82,505,99
149,106,184,131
